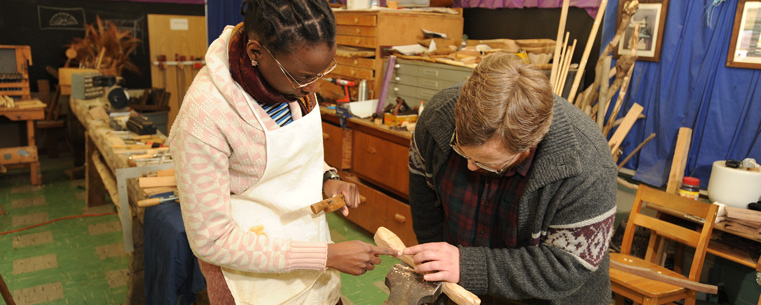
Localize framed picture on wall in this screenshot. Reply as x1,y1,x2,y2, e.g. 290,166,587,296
615,0,669,62
727,0,761,69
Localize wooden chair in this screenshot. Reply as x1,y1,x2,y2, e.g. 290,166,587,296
610,184,718,305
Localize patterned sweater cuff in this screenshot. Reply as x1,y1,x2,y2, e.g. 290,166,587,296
459,247,489,295
286,241,328,271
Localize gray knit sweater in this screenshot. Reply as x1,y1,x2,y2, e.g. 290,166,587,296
408,83,617,304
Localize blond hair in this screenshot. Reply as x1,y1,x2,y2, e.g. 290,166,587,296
454,52,554,153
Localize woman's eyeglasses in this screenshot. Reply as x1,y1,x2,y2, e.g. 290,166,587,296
449,132,520,175
261,44,337,89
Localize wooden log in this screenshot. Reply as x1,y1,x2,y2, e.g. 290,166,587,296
567,0,608,104
665,127,693,194
550,0,570,90
596,56,612,128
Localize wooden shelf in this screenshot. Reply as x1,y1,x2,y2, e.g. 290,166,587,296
646,203,761,270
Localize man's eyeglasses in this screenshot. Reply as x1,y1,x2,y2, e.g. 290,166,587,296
449,132,519,175
261,44,337,89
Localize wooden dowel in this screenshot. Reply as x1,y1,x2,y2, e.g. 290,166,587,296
558,39,577,97
568,0,608,104
554,32,570,94
550,0,570,89
617,133,656,171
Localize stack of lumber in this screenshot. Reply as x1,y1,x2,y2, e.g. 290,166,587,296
724,206,761,237
137,168,178,208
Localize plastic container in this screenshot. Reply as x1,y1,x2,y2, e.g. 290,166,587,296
708,160,761,208
678,176,700,201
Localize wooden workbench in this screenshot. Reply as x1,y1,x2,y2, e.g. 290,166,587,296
0,101,45,185
70,96,173,305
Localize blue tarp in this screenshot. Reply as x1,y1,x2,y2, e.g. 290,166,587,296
601,0,761,189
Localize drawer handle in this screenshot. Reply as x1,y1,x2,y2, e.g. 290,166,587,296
355,28,361,34
394,213,406,223
353,59,359,65
354,17,359,24
354,38,360,44
395,76,400,81
366,146,376,154
394,64,401,69
359,195,367,204
393,87,399,92
323,132,329,140
350,70,356,76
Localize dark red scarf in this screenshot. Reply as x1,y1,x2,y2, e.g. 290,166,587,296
228,24,314,115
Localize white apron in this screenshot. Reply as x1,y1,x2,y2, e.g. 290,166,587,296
221,92,340,305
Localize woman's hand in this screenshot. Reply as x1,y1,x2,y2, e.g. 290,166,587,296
404,242,460,283
327,240,400,275
323,179,359,216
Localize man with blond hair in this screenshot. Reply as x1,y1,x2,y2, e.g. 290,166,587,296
406,52,617,304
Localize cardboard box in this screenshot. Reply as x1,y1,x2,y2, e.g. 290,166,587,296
384,113,418,126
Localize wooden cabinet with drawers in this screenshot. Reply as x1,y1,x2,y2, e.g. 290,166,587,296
321,107,418,246
327,9,464,101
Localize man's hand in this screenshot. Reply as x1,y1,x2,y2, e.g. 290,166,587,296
327,240,400,275
323,179,359,216
404,242,460,283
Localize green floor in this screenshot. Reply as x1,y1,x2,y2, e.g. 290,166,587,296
0,152,398,305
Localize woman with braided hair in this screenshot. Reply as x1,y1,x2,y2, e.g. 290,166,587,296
167,1,398,304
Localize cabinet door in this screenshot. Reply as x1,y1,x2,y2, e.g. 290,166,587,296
352,130,410,197
343,175,387,234
322,122,344,169
384,198,417,246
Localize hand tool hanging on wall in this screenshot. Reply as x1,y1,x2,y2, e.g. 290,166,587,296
157,55,167,89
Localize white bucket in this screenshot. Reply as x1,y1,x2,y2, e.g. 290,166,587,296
707,160,761,209
347,0,371,9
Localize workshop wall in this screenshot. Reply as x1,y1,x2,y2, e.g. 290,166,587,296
0,0,204,91
601,0,761,189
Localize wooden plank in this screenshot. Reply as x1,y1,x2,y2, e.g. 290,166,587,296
631,215,702,247
666,127,693,194
608,103,643,162
148,14,207,134
549,0,570,91
156,168,175,177
138,176,176,188
0,146,38,164
610,259,717,294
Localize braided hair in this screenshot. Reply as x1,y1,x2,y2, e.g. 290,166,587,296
240,0,336,55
